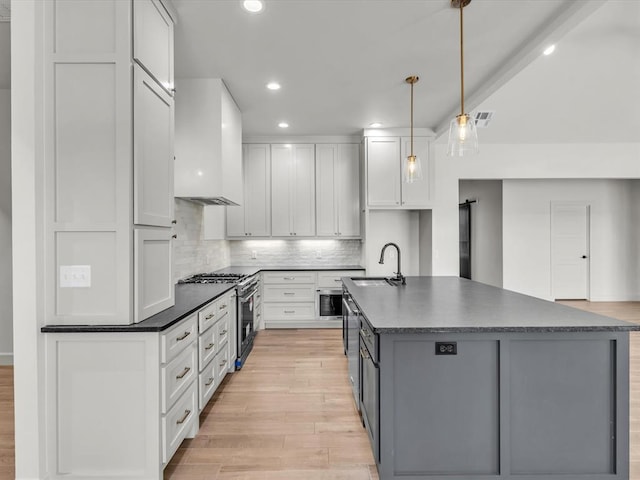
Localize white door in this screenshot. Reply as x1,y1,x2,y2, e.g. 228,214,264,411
244,144,271,236
551,203,590,300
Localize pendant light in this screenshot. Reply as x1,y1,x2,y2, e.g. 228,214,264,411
447,0,479,157
403,76,423,183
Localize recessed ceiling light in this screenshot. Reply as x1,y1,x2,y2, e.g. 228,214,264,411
242,0,263,13
266,82,281,90
369,122,383,128
278,122,289,128
543,44,556,56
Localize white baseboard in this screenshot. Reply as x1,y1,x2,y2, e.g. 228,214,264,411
0,353,13,365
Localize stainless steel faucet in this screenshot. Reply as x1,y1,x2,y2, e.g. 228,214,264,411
378,242,406,285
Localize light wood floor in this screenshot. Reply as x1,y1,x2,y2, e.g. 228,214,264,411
1,301,639,480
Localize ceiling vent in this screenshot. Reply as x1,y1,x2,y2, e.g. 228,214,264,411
473,111,495,128
0,0,9,22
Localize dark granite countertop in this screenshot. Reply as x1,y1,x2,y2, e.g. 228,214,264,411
216,265,365,274
42,265,366,334
41,283,236,333
343,276,640,333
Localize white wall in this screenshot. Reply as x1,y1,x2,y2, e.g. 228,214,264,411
0,89,12,364
432,142,640,300
365,210,420,277
459,180,503,288
630,180,640,299
502,179,638,301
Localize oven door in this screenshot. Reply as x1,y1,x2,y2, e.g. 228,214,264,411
236,285,258,369
317,289,343,320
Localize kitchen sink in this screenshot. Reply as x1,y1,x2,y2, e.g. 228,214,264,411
352,277,395,287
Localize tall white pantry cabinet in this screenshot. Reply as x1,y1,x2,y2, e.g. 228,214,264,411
44,0,176,327
38,1,186,479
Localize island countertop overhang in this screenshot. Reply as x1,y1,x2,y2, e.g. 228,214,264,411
342,276,640,333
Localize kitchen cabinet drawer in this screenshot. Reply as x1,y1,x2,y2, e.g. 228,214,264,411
263,302,316,321
162,342,197,413
198,358,217,411
317,270,364,288
264,285,315,302
161,314,197,364
360,315,378,363
198,299,218,333
263,271,316,284
198,326,217,369
216,314,231,348
215,341,230,383
162,383,196,464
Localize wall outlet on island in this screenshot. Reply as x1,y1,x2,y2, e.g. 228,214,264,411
251,250,258,259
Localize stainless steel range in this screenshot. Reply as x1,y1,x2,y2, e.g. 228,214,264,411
178,272,259,369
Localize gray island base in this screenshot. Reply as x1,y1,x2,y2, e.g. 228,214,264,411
342,277,639,480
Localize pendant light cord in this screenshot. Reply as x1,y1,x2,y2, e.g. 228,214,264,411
459,1,464,116
410,79,414,156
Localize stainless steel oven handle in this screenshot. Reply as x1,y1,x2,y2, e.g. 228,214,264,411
239,288,258,302
342,296,358,315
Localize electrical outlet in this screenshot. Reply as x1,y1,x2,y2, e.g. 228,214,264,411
435,342,457,355
251,250,258,259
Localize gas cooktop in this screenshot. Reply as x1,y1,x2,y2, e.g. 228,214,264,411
178,272,248,284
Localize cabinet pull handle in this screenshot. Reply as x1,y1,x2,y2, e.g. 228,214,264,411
257,313,261,317
219,304,227,310
176,409,191,425
333,279,342,282
172,234,178,239
176,331,191,341
221,329,228,335
219,359,227,367
205,343,215,350
360,347,370,360
176,367,191,379
283,277,295,280
171,220,177,224
284,310,295,314
283,292,295,296
205,313,214,320
205,377,214,386
360,328,371,339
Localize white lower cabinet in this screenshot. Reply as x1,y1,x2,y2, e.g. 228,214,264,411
44,289,237,480
262,271,317,328
196,289,235,411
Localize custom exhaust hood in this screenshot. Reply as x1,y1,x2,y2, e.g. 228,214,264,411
174,78,243,207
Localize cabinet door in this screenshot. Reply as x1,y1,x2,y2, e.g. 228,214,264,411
291,144,316,236
270,145,294,236
366,137,400,207
400,136,431,207
315,144,337,237
360,337,379,462
134,227,174,322
133,0,174,93
336,144,360,236
133,65,174,227
230,144,271,237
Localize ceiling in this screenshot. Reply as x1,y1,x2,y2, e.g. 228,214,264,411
173,0,639,142
1,1,637,143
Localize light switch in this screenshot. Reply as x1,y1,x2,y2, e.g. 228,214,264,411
251,250,258,259
60,265,91,288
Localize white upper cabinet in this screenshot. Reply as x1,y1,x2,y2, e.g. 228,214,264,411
316,144,361,237
366,135,432,208
271,144,316,237
133,64,174,227
226,144,271,237
133,0,175,94
174,79,243,206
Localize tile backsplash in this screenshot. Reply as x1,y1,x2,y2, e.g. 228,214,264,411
173,199,230,283
230,239,363,266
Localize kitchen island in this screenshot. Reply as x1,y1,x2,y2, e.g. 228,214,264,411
342,276,639,480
